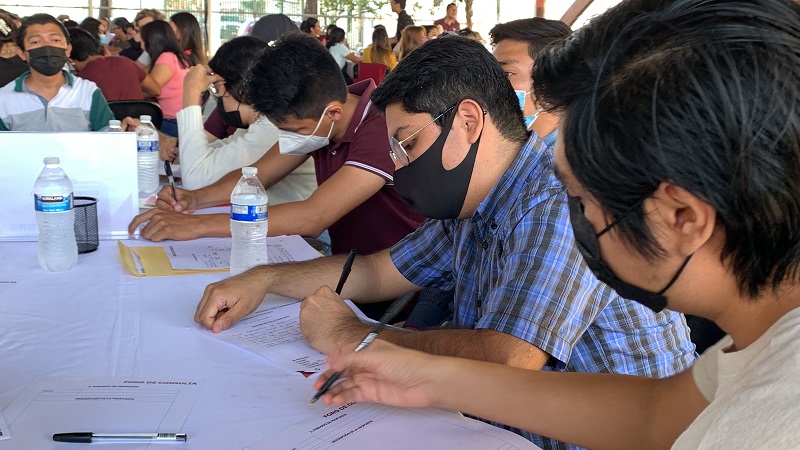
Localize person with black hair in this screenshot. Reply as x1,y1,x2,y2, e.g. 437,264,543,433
327,26,360,83
68,27,159,101
79,17,102,41
110,17,133,51
140,19,191,137
0,13,113,131
195,32,695,446
154,35,317,205
131,34,423,310
300,17,325,46
389,0,414,46
307,1,800,449
490,18,571,150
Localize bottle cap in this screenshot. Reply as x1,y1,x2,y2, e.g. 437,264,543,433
43,157,60,165
140,115,151,122
109,119,121,127
242,167,257,176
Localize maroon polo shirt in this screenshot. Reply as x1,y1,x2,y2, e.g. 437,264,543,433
77,56,146,101
433,17,460,32
311,80,424,255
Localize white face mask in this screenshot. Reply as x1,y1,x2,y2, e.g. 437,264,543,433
278,106,335,155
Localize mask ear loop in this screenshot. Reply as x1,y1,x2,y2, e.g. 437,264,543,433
309,105,332,137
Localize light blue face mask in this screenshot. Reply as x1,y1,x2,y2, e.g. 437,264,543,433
515,89,542,128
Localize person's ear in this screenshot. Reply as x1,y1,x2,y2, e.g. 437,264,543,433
17,46,26,62
648,182,717,257
442,99,484,170
325,103,344,123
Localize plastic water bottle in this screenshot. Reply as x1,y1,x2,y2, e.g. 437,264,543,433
34,157,78,272
229,167,269,275
108,119,123,132
136,115,159,195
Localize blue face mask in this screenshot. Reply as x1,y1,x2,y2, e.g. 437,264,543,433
515,89,541,129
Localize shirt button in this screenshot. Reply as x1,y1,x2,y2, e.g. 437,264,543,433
490,222,498,230
482,241,489,249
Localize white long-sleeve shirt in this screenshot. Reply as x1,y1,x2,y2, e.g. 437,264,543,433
176,105,316,205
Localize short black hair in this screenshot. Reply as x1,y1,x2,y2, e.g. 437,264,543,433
244,32,347,123
393,0,407,9
300,17,318,33
79,17,101,40
67,27,101,61
489,18,571,61
372,36,528,145
208,36,267,102
112,17,131,31
17,13,69,49
535,0,800,297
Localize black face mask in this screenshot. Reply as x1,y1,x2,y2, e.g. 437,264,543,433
216,95,247,129
567,196,692,312
393,110,481,220
27,46,68,76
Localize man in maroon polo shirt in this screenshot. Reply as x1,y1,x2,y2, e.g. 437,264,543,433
67,28,159,101
433,3,460,32
129,33,423,263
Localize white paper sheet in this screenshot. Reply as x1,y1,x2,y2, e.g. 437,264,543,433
208,298,367,373
2,378,200,449
246,402,542,450
166,235,320,271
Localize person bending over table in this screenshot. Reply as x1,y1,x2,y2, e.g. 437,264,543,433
173,36,316,206
128,33,423,256
308,1,800,449
194,36,696,450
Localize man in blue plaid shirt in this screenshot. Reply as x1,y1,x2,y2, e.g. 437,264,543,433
195,37,696,450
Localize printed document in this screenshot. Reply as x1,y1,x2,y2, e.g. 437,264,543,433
208,298,368,373
246,402,542,450
166,235,321,270
1,377,199,449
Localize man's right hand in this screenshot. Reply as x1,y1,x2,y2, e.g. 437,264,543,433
154,185,199,213
195,268,271,333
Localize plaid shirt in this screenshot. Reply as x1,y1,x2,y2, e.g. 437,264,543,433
390,134,695,450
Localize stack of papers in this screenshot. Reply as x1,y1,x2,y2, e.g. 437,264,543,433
118,236,321,277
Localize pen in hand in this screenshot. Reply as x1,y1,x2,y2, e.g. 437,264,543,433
164,160,177,201
308,291,415,405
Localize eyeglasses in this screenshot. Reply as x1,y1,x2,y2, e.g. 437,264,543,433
389,105,455,167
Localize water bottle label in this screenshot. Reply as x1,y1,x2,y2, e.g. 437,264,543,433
137,138,159,152
231,203,267,222
34,193,73,212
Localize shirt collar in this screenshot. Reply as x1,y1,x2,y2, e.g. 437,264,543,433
15,69,74,92
473,132,550,226
333,79,376,146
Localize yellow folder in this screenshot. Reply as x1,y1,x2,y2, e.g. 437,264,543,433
117,240,229,277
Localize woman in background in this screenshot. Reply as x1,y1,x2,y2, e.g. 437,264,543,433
326,26,360,83
140,20,191,137
300,17,326,46
362,25,396,71
169,12,206,66
398,25,425,60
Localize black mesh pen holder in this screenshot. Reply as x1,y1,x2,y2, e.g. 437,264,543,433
73,196,99,254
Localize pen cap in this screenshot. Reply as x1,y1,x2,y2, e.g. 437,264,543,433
53,432,93,443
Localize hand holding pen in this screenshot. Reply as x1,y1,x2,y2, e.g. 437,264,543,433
164,160,177,201
309,291,415,405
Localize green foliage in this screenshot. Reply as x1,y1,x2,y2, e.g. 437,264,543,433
320,0,387,22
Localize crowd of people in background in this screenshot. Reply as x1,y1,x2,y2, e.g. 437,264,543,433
2,2,800,449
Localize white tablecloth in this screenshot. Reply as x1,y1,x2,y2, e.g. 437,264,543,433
0,240,319,449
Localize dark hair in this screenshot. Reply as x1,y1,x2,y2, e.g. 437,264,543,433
393,0,407,9
17,13,69,49
250,14,298,44
535,0,800,297
0,12,18,44
489,18,571,61
112,17,131,31
67,27,101,61
372,37,527,145
170,12,206,65
62,19,78,29
140,20,190,69
300,17,318,34
447,3,457,9
326,26,344,49
79,17,102,40
208,36,267,102
244,32,347,123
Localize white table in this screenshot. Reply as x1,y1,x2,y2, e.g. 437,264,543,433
0,240,319,449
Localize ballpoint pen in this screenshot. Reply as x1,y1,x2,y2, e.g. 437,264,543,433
164,160,177,201
335,249,357,295
309,291,415,405
53,432,187,443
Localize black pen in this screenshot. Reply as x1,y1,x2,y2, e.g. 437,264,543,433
164,160,177,201
53,432,187,443
335,249,357,295
309,291,415,405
